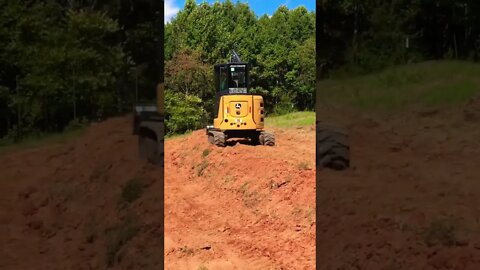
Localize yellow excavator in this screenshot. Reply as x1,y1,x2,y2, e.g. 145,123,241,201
206,51,275,147
131,54,350,171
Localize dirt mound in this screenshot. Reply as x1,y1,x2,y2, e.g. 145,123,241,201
0,116,315,270
2,97,479,270
164,127,316,269
317,102,480,269
0,116,163,270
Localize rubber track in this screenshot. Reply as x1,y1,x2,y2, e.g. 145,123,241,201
211,131,226,147
317,122,350,170
261,131,275,146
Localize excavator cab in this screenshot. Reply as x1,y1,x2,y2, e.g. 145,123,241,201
206,51,275,147
213,60,249,116
215,62,248,93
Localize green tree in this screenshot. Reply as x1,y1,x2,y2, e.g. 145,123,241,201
0,0,161,140
164,1,317,130
165,91,205,134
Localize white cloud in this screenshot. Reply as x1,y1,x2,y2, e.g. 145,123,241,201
165,0,180,24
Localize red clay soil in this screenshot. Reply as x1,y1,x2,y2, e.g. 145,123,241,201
317,99,480,270
0,116,316,270
164,127,315,270
1,98,480,270
0,116,164,270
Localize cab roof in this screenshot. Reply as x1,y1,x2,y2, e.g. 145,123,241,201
214,62,249,69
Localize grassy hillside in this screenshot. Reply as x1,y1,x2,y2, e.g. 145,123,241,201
0,128,86,154
317,61,480,112
266,111,315,128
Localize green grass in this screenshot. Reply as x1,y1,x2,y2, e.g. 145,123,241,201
202,148,211,157
317,60,480,113
421,219,457,247
105,216,139,267
165,130,193,140
196,160,209,176
297,161,311,170
121,178,144,204
0,128,86,154
266,111,315,128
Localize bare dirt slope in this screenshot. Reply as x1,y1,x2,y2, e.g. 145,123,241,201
2,97,480,270
0,116,164,270
317,98,480,270
0,116,315,270
164,127,316,270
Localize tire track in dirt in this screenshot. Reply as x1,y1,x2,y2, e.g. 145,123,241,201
164,127,316,270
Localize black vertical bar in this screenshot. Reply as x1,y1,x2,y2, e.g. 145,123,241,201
157,1,165,269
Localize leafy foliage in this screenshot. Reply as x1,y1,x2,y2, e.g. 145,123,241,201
165,1,316,134
0,0,161,141
318,0,480,78
165,91,205,135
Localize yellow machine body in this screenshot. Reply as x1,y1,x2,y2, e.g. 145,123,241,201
206,51,275,146
213,94,265,131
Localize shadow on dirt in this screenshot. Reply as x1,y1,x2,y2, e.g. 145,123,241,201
226,139,257,147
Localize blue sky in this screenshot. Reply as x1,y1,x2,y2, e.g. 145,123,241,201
165,0,315,23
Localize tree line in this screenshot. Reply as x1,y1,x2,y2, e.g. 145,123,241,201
0,0,162,142
318,0,480,79
4,1,480,140
164,0,316,135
